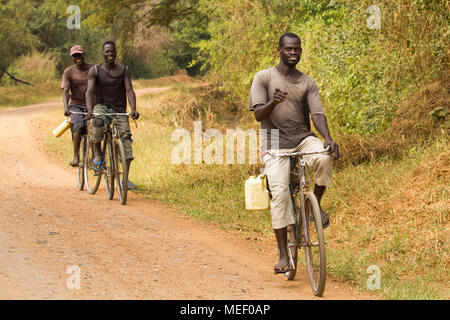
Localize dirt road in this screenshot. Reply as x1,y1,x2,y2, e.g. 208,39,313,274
0,88,377,300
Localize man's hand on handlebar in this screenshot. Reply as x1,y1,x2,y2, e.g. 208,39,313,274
64,109,71,117
323,140,340,160
85,110,93,120
131,110,140,120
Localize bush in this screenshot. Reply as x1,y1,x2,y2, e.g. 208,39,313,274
194,0,449,136
3,51,58,85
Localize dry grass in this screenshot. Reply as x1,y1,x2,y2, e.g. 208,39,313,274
0,52,61,109
133,74,203,90
0,81,60,110
335,70,450,166
324,134,449,299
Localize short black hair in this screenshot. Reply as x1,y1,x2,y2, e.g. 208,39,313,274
278,33,301,48
102,40,116,50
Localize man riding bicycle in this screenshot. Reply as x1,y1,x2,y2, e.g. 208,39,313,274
248,33,340,274
61,45,93,167
85,40,140,190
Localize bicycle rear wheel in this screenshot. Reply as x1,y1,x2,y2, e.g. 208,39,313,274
84,137,101,194
303,191,326,296
114,138,128,205
77,135,86,191
104,134,115,200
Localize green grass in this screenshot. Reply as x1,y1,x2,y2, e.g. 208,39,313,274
0,81,60,110
38,84,449,300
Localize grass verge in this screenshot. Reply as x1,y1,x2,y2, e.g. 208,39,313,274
0,81,60,110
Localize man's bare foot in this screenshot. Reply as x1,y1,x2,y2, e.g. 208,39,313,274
320,208,330,229
69,157,79,167
274,256,291,274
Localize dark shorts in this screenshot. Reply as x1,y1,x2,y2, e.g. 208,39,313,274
68,104,87,132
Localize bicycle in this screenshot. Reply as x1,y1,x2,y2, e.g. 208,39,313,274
68,111,87,191
93,112,131,205
71,111,132,204
267,146,330,297
69,111,101,194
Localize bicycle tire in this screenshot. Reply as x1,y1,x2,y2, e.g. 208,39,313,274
84,136,101,194
114,138,128,205
285,224,298,280
303,191,326,297
77,135,86,191
104,134,115,200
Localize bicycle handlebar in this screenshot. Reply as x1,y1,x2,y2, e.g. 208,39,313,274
267,146,331,157
68,111,87,115
69,111,131,116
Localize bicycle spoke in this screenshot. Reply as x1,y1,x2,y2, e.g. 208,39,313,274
114,139,128,205
84,134,101,194
104,136,115,200
303,192,326,296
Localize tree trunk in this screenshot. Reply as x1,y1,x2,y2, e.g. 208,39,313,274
0,69,5,85
5,71,33,86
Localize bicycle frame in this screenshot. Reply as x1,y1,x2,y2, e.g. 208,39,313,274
267,147,330,248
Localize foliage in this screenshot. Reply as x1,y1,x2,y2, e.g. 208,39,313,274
0,0,39,79
297,0,450,135
1,0,448,131
3,51,58,85
193,0,449,136
165,10,210,76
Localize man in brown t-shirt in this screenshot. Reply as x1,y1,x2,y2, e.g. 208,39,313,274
61,45,93,167
249,33,339,274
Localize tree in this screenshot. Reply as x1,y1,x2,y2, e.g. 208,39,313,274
0,0,39,83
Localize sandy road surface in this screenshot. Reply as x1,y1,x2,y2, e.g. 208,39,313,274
0,87,377,300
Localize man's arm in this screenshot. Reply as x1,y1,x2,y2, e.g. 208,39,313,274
124,68,139,119
311,113,339,159
62,88,70,116
61,70,71,116
85,67,96,119
307,78,339,159
253,88,287,121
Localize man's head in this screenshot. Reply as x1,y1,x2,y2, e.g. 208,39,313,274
102,40,117,64
277,33,302,67
70,45,85,66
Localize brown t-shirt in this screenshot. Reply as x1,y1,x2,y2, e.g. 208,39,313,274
61,63,93,106
249,66,325,150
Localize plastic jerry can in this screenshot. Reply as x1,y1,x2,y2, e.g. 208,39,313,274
245,174,270,211
52,118,72,137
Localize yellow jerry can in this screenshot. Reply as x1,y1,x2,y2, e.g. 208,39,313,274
52,118,72,137
245,174,270,211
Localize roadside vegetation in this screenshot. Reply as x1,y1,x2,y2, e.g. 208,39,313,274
0,52,60,109
39,73,448,299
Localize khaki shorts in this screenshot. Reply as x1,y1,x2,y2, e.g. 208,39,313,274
90,104,134,161
262,136,333,229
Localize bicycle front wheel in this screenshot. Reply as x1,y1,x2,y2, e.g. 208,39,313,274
303,191,326,297
285,224,298,280
104,134,115,200
114,138,128,205
84,137,101,194
77,135,86,191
